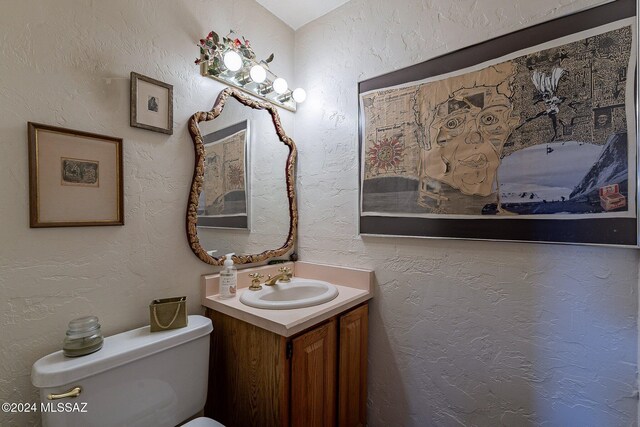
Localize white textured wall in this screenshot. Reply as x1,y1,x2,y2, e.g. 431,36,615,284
0,1,294,426
294,0,639,425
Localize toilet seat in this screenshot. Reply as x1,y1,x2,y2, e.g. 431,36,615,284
183,416,225,427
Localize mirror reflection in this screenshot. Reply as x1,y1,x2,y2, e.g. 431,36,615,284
198,120,249,230
193,93,293,261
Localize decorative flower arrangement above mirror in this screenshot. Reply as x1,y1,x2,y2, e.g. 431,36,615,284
195,30,306,112
187,87,298,266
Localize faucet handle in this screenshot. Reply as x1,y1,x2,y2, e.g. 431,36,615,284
248,273,263,291
278,266,292,282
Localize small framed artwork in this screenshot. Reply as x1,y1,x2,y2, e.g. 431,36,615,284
28,122,124,227
130,72,173,134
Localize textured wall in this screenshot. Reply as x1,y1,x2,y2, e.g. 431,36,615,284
0,1,294,426
293,0,639,425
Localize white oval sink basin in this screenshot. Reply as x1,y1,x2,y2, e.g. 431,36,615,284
240,278,339,310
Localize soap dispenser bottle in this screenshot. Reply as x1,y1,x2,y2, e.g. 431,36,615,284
219,253,237,299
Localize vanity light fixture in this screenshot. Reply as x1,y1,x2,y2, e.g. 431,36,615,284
272,77,288,94
249,65,267,83
292,88,307,103
195,30,305,112
223,50,243,71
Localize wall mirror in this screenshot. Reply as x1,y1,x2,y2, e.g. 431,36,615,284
187,88,297,265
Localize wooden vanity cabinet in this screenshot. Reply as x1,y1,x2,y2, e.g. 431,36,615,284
337,305,368,427
291,317,337,426
205,303,368,427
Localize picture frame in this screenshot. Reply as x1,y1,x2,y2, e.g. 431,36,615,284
130,72,173,135
197,120,250,229
358,0,638,247
28,122,124,227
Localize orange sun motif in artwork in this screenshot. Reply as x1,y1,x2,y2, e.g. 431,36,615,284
227,163,244,189
367,137,404,174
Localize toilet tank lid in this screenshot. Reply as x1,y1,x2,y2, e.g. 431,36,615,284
32,315,213,388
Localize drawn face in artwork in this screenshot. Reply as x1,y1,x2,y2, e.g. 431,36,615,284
597,114,609,126
424,87,518,196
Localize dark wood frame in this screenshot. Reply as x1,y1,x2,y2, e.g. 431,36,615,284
28,122,124,228
187,88,298,265
358,0,638,247
130,71,174,135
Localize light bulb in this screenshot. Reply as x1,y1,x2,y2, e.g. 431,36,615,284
292,88,306,103
272,77,288,94
223,51,242,72
249,65,266,83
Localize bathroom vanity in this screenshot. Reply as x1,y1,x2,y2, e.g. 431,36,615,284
201,261,373,427
190,88,373,426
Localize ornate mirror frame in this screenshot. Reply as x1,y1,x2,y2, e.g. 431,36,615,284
187,88,298,265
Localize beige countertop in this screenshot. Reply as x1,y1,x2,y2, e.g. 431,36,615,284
201,261,373,337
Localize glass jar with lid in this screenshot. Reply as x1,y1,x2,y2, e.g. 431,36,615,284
62,316,104,357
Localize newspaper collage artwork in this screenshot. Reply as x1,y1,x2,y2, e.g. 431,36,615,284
201,129,247,217
361,20,636,221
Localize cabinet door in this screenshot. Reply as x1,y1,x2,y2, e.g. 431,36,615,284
338,304,368,427
291,318,337,427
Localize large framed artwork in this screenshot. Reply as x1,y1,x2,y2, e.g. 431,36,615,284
197,120,249,229
358,0,638,246
28,122,124,227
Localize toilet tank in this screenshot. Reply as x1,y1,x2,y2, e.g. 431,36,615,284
32,315,213,427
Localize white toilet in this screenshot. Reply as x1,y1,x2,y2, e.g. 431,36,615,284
32,315,223,427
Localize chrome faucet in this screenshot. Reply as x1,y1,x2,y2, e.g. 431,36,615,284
265,267,292,286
